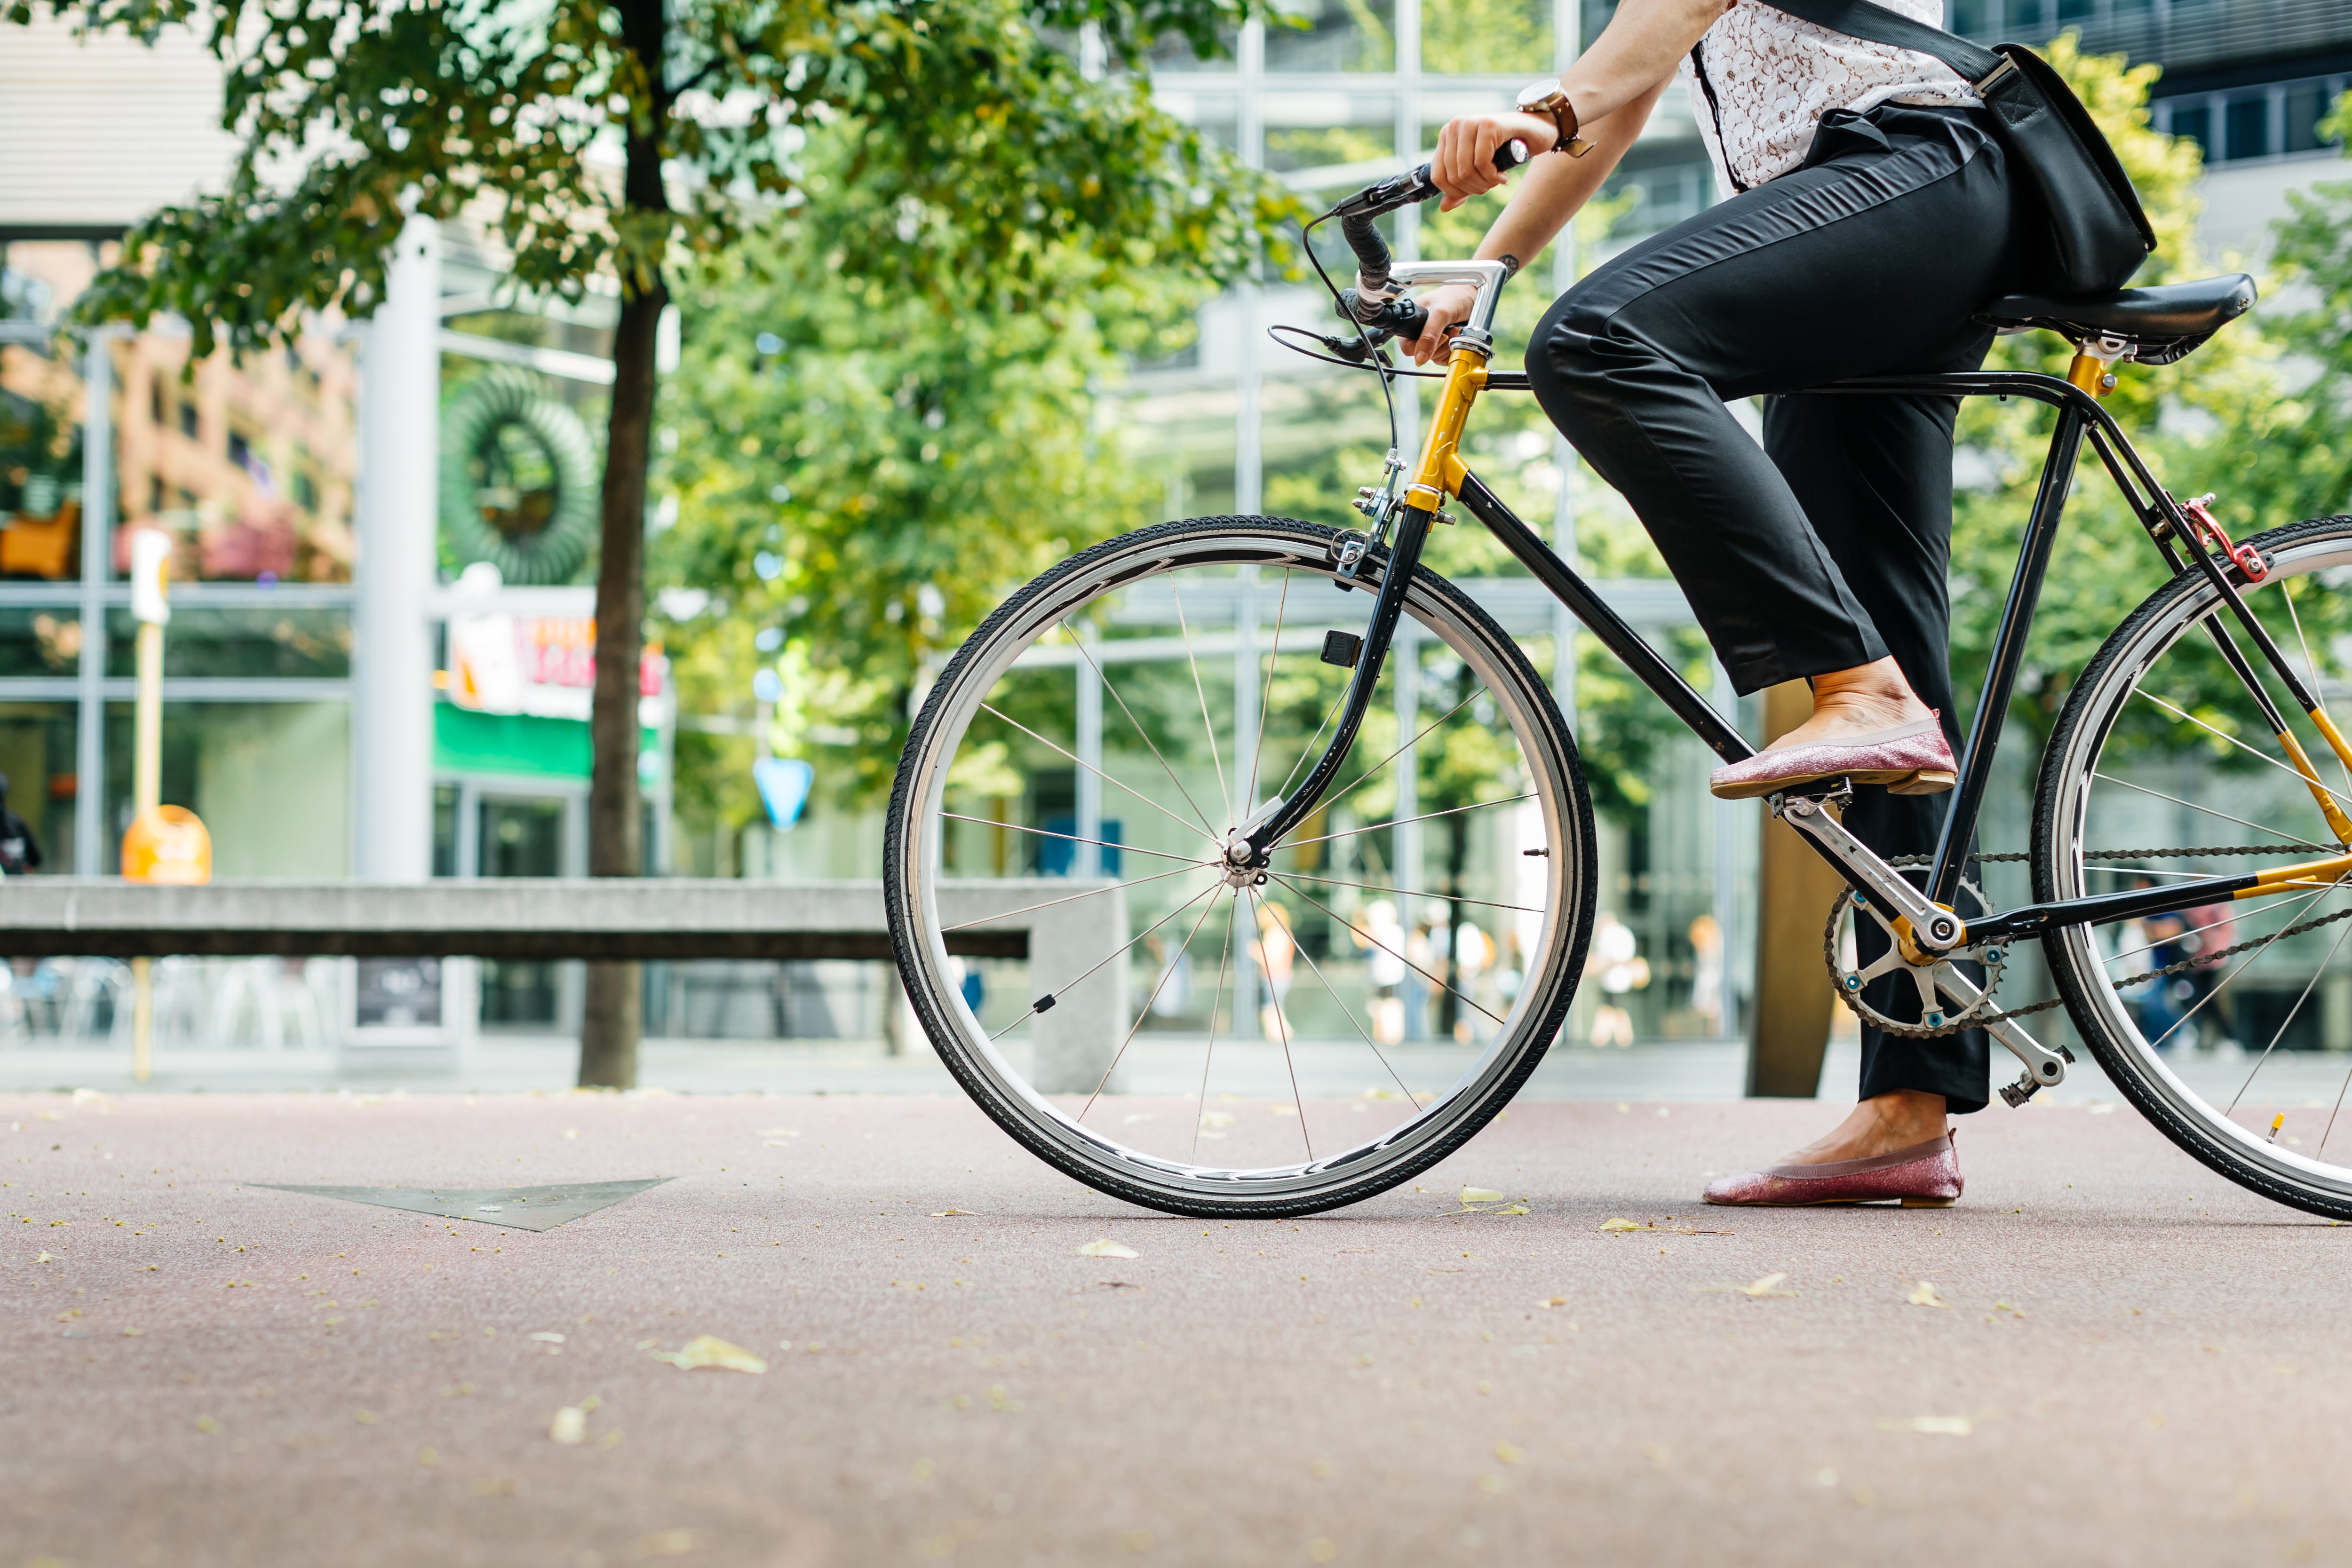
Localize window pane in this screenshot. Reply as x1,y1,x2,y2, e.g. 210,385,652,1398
2,247,92,584
1948,0,1991,35
2169,103,2210,157
116,331,358,583
106,605,352,680
1265,0,1396,72
0,608,82,678
103,700,349,875
2285,84,2328,154
2225,94,2271,160
1423,0,1551,75
0,701,79,872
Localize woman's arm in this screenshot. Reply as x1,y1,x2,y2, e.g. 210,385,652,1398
1404,79,1667,365
1429,0,1730,208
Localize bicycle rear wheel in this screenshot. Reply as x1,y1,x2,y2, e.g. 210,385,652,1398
2036,514,2352,1219
883,515,1597,1217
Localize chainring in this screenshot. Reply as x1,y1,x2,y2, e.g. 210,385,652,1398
1821,876,2010,1038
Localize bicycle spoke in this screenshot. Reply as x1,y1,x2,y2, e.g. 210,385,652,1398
987,882,1221,1043
1166,575,1235,831
1273,867,1546,917
1283,794,1537,851
2133,689,2352,816
939,813,1214,868
1287,916,1418,1107
979,702,1226,849
1274,681,1354,804
1064,621,1221,840
1079,887,1226,1124
1246,569,1291,815
2088,773,2326,850
1327,685,1486,810
1192,895,1239,1158
2107,903,2274,968
2279,583,2352,799
1273,874,1506,1028
939,862,1213,932
1248,888,1314,1161
2137,880,2337,1053
2229,908,2352,1114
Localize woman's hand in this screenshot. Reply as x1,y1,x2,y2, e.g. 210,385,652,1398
1406,283,1478,366
1430,111,1561,210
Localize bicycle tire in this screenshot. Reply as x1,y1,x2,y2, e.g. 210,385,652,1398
2036,513,2352,1220
884,515,1598,1218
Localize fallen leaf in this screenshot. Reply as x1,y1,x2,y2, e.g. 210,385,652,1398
528,1331,566,1344
756,1128,798,1138
1076,1239,1139,1259
1906,1282,1953,1309
1270,1104,1298,1117
1536,1297,1567,1309
1876,1416,1972,1436
1199,1112,1236,1130
628,1529,696,1560
549,1406,587,1444
71,1087,107,1103
1459,1187,1504,1204
651,1335,768,1374
1599,1217,1644,1232
1494,1440,1523,1465
194,1415,219,1433
930,1209,977,1218
1696,1272,1797,1298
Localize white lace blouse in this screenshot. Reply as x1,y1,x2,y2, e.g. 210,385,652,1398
1680,0,1984,193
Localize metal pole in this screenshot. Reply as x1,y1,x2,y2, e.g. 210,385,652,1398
74,329,111,879
353,214,442,882
1232,17,1266,1034
127,526,167,1083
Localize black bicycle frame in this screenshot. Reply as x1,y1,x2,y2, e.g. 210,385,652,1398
1243,366,2349,946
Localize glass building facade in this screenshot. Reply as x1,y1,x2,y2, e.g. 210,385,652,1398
1126,8,1757,1045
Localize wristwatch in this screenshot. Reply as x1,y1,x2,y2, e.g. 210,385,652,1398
1515,79,1595,158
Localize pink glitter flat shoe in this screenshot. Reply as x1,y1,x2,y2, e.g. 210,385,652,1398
1700,1132,1962,1208
1706,716,1956,800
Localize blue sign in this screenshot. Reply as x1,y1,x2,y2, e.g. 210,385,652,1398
753,758,815,829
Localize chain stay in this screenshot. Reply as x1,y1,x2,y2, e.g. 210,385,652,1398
1831,846,2352,1037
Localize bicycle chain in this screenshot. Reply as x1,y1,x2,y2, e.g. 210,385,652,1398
1829,845,2352,1037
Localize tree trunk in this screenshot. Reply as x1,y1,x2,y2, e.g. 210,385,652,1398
579,0,669,1090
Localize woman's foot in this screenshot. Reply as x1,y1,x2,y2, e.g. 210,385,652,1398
1701,1091,1962,1207
1768,658,1935,754
1706,658,1955,799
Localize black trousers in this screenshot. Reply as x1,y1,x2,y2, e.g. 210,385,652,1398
1527,104,2027,1113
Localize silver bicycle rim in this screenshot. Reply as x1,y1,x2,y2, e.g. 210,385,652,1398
2045,523,2352,1203
889,520,1589,1209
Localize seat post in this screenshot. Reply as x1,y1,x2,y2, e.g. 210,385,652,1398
2066,331,2133,398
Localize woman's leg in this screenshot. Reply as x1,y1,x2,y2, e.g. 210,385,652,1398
1524,112,2017,702
1764,386,1994,1146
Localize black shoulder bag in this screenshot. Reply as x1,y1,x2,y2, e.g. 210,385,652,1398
1718,0,2156,294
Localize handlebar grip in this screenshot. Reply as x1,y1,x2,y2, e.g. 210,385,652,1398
1338,137,1531,313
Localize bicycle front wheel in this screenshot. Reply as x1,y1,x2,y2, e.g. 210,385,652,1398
884,515,1597,1217
2037,514,2352,1219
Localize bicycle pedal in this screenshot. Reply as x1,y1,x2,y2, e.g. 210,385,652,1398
1998,1072,2041,1109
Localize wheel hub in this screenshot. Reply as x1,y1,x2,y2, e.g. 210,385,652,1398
1220,834,1270,889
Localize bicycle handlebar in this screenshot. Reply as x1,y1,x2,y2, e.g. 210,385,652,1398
1335,140,1525,319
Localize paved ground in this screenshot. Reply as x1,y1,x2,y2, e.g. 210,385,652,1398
8,1090,2352,1568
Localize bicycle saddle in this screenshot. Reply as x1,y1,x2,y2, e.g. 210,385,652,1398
1977,274,2257,366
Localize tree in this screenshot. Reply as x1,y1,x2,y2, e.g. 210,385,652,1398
1947,51,2352,764
652,128,1211,836
15,0,1292,1084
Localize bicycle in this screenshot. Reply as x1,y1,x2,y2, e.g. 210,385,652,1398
885,143,2352,1220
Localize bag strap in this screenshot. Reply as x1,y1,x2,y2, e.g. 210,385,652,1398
1749,0,2004,87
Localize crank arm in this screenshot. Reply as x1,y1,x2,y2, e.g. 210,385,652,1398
1929,965,2069,1098
1774,792,1964,949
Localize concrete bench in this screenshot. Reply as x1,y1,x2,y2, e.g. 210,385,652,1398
0,879,1127,1090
